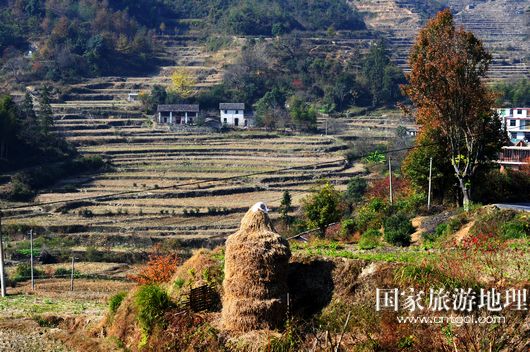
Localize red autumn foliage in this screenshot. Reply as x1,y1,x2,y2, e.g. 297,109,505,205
460,233,505,253
128,253,180,285
366,176,412,200
291,78,304,90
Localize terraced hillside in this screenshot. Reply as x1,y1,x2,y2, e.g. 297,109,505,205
2,131,357,252
349,0,529,80
3,99,414,257
449,0,529,80
55,32,240,111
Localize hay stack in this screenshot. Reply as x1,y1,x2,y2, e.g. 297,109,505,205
221,202,291,332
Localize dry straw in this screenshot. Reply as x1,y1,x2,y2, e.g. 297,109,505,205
221,203,291,332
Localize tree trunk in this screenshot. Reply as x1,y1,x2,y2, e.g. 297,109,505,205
458,178,471,211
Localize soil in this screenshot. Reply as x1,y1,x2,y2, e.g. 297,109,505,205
0,319,71,352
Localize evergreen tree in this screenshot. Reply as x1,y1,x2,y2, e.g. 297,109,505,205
21,92,38,136
362,41,404,106
38,85,54,136
279,190,292,222
0,95,18,160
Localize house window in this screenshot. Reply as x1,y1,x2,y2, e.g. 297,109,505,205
236,110,239,114
223,118,227,124
224,110,227,114
510,119,516,127
234,118,239,126
517,109,522,114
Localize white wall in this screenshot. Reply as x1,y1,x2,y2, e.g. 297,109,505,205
220,109,245,126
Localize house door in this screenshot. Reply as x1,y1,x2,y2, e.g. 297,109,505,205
234,118,239,126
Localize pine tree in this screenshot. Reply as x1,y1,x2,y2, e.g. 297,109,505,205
279,190,292,223
38,85,54,136
21,92,37,126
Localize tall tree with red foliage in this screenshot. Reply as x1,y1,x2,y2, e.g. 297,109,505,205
402,9,505,210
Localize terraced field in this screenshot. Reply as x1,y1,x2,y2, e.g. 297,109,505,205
3,99,415,256
349,0,529,80
0,127,358,252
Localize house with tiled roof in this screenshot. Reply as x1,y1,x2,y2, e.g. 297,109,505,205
219,103,253,127
156,104,199,125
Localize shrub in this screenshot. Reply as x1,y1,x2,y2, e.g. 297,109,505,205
340,219,356,238
359,229,381,249
53,267,70,277
470,209,518,237
343,176,367,206
6,178,33,201
109,292,127,314
395,191,426,216
501,219,528,239
11,263,44,282
302,182,342,236
85,246,103,262
173,278,185,289
129,253,180,285
78,209,93,218
135,285,173,334
362,150,386,164
473,169,530,203
383,213,414,246
367,176,412,201
356,197,387,232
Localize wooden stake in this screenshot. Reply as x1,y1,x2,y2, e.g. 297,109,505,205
70,257,75,291
30,229,34,291
388,157,393,205
427,157,432,210
0,212,5,297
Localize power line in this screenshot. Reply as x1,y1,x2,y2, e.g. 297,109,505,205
0,142,439,213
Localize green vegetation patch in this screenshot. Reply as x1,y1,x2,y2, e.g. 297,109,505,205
358,229,381,250
109,292,128,314
135,284,174,334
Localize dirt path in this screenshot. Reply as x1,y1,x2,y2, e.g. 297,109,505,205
453,220,475,243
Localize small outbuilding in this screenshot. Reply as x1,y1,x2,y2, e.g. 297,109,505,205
156,104,199,125
127,92,139,102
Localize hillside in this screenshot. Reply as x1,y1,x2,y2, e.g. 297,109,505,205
349,0,529,80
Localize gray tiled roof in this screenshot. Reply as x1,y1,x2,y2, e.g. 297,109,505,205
157,104,199,112
219,103,245,110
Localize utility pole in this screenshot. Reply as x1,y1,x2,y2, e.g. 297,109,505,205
428,157,433,211
70,257,75,291
388,157,393,205
29,229,34,291
0,211,6,297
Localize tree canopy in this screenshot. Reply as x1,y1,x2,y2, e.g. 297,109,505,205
402,9,506,209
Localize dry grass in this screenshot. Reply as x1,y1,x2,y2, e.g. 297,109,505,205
221,206,291,332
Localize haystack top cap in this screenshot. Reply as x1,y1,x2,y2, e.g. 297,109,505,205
251,202,269,214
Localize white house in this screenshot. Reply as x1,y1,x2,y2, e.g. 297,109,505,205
497,107,530,142
220,103,250,127
127,92,139,102
156,104,199,125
